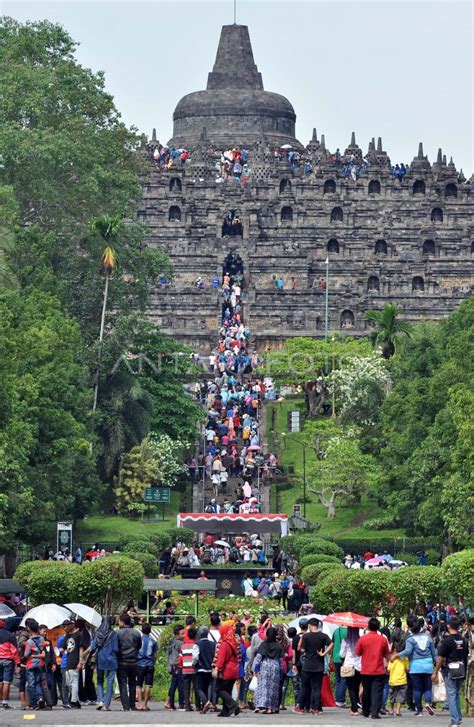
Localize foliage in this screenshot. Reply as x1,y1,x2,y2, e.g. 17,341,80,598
15,560,72,591
74,556,144,613
364,303,411,359
442,549,474,606
0,291,99,550
311,566,446,620
15,556,144,612
330,353,391,427
265,336,371,417
117,527,195,554
299,553,341,569
332,535,440,556
305,422,378,518
122,551,158,578
26,563,80,606
372,300,474,544
301,562,344,585
122,540,160,558
113,434,185,514
298,539,344,560
363,515,398,531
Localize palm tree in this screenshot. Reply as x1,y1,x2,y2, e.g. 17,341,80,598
364,303,411,359
91,214,122,412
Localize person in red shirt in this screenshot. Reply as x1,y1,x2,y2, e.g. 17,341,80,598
364,550,374,561
355,618,390,719
211,624,240,717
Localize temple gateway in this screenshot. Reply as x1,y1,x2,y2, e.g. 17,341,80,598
139,24,473,349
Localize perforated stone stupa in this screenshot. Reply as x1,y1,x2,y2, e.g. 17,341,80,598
139,24,473,350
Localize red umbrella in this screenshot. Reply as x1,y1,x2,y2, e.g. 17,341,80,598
324,612,369,628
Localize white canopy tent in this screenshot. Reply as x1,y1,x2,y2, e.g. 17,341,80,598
177,512,289,536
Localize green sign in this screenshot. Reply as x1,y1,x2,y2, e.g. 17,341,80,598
144,487,171,503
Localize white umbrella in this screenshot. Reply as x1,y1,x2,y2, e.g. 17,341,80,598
214,540,231,548
285,614,336,637
65,603,102,628
281,143,292,149
0,603,15,619
20,604,71,629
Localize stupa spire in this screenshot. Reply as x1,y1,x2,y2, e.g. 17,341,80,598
207,25,263,90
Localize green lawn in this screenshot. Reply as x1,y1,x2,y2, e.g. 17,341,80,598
267,399,405,538
75,490,181,547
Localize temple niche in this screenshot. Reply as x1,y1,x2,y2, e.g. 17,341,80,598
140,24,473,350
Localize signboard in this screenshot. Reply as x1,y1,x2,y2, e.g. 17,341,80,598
57,522,72,554
144,487,171,503
287,410,301,433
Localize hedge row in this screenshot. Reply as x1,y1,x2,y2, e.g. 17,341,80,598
331,536,441,556
310,549,474,616
15,557,144,612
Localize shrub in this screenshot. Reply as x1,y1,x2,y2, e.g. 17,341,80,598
389,566,445,615
122,539,160,558
125,552,159,578
333,535,440,556
442,549,474,606
74,556,144,613
302,562,344,586
363,515,398,531
15,560,69,589
299,539,344,560
26,563,80,606
396,552,418,566
165,527,195,547
299,554,341,569
311,569,391,616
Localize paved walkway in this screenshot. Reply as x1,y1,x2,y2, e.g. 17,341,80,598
3,701,473,727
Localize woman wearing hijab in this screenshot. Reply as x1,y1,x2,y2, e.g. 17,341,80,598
253,626,283,714
211,624,240,717
91,617,119,711
275,623,294,710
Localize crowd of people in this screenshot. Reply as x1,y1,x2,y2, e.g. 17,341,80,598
152,145,189,169
215,148,252,185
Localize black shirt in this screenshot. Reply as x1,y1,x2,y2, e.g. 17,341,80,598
301,631,331,673
65,631,83,670
438,634,468,668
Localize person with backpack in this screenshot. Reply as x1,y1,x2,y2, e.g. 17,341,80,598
395,616,436,716
192,626,216,713
433,617,468,727
164,623,184,710
116,613,141,711
23,618,46,710
136,622,158,711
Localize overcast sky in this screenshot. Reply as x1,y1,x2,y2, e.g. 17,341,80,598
4,0,473,172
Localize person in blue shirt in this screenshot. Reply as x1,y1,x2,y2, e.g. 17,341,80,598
136,623,158,711
394,617,436,717
91,616,119,711
57,622,72,708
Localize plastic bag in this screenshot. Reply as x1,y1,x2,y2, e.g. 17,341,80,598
433,672,446,703
249,675,258,692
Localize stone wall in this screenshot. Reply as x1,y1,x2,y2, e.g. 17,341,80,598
140,144,473,352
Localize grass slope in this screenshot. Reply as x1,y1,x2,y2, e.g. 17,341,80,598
267,398,404,539
75,490,181,546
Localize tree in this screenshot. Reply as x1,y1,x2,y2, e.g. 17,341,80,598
0,290,99,551
90,214,121,412
113,434,185,514
372,300,474,542
305,422,377,517
364,303,411,359
265,337,371,417
330,353,391,427
442,549,474,607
